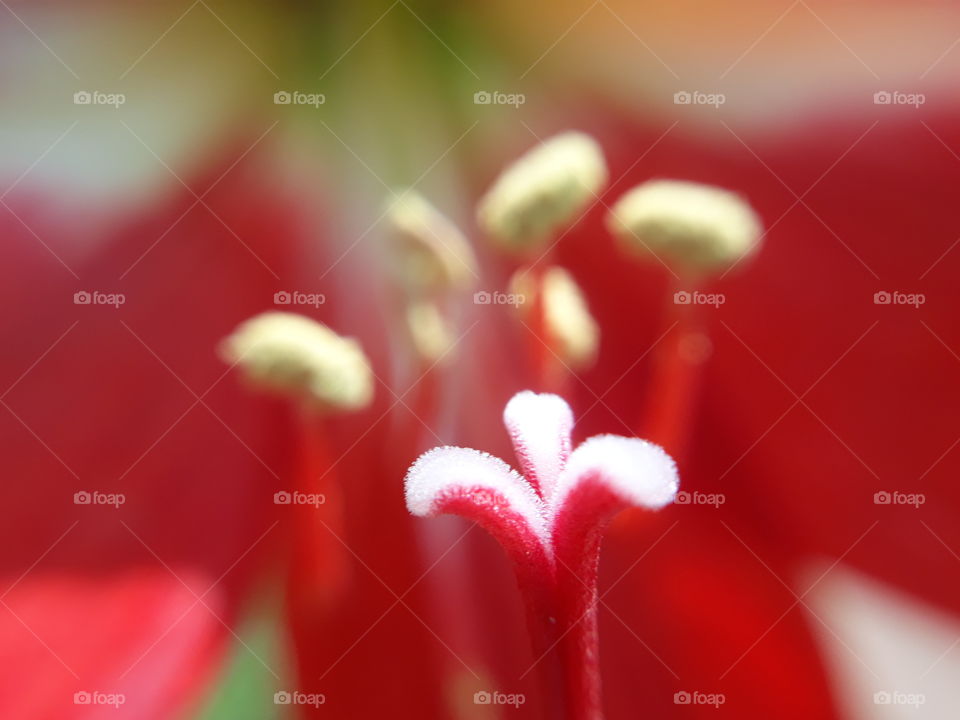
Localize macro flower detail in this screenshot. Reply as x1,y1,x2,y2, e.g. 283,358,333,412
6,1,959,717
386,190,477,294
219,311,373,411
511,265,600,371
477,131,608,252
405,390,678,720
607,179,762,275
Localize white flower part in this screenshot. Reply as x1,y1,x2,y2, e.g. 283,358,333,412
503,391,574,502
404,446,549,541
220,312,373,411
551,434,679,517
477,131,607,252
606,179,762,273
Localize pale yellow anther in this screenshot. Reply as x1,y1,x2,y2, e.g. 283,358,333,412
386,191,476,293
220,312,373,411
511,266,599,369
606,179,762,274
541,266,599,368
477,132,607,253
405,300,455,364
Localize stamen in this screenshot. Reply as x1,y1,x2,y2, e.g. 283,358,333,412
386,191,477,293
511,266,600,396
219,311,373,411
606,179,762,274
405,300,455,364
540,266,599,370
477,132,607,252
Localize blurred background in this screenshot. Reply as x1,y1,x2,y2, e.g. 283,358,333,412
2,0,960,718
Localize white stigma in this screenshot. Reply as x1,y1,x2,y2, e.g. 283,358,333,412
477,131,607,252
554,434,679,513
606,179,762,274
404,445,549,541
220,311,373,411
386,191,477,293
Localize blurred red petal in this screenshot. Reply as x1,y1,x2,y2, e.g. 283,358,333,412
0,133,310,712
0,571,223,719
